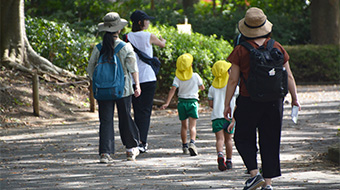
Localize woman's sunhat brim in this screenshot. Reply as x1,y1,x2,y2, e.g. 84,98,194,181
237,7,273,38
98,18,128,33
238,18,272,38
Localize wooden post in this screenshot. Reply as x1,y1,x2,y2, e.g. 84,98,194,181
89,80,95,112
32,73,39,116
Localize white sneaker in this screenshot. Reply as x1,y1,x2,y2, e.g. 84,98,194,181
126,147,140,161
99,153,113,163
188,142,198,156
182,147,189,154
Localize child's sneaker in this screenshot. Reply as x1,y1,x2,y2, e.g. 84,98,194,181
243,174,265,190
188,142,198,156
182,147,189,154
126,147,140,161
99,153,113,163
217,157,227,171
260,185,273,190
226,160,232,169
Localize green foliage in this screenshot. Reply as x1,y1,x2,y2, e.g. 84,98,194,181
149,0,311,45
284,44,340,83
26,16,96,75
25,0,147,35
145,25,233,97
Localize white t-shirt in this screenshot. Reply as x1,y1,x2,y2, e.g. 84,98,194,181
208,85,239,120
127,31,156,83
172,73,203,100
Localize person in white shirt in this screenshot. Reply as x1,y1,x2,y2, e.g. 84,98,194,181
127,10,166,153
208,61,239,171
161,53,205,156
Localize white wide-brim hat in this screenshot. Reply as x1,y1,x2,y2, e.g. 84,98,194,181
238,7,273,38
98,12,128,32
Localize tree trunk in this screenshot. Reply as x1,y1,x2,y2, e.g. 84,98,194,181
311,0,340,45
0,0,74,77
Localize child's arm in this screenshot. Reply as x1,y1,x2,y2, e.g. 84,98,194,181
208,99,213,108
160,86,177,109
199,84,205,91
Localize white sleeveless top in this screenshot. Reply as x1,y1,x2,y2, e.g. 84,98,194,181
127,31,156,83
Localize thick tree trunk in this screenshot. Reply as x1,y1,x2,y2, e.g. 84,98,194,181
311,0,340,45
0,0,74,77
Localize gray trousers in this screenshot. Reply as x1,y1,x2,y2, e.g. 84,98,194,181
98,95,140,154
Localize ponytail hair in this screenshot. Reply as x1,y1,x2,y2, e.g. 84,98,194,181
100,32,117,62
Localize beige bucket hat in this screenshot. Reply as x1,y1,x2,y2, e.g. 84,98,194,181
98,12,128,32
238,7,273,38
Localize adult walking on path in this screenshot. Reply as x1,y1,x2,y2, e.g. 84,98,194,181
87,12,141,162
224,7,301,190
0,84,339,189
126,10,166,153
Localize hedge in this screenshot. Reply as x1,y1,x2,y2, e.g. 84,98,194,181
146,25,233,97
284,44,340,84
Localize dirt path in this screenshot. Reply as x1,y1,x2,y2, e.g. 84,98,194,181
1,85,339,190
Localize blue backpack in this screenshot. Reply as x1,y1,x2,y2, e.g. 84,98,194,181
92,41,126,100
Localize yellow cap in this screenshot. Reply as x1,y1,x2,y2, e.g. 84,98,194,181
175,53,193,81
211,60,232,89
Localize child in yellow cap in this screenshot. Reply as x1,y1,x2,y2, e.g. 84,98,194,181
161,53,205,156
208,60,239,170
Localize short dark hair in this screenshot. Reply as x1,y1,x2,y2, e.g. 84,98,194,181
131,20,145,32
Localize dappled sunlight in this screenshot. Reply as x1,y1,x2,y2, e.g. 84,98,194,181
1,85,339,189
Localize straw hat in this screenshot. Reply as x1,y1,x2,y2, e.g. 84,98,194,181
212,61,232,89
98,12,128,32
176,53,193,81
238,7,273,38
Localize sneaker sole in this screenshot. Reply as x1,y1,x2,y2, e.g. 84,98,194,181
99,159,108,163
217,158,227,171
248,180,265,190
188,147,198,156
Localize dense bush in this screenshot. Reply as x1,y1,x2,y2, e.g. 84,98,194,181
149,0,311,45
285,45,340,84
144,25,233,97
26,16,96,75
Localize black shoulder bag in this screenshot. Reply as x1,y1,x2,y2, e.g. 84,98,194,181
123,34,161,75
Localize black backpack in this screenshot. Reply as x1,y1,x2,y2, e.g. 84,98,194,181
240,39,288,102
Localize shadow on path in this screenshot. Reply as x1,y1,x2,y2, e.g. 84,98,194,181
1,85,339,190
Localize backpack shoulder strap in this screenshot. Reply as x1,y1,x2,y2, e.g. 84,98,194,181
240,41,255,52
96,43,102,51
266,39,275,50
114,41,126,54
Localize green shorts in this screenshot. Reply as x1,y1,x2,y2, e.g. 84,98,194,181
212,118,234,134
177,98,199,121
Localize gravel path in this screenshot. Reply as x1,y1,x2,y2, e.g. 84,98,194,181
1,85,339,190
